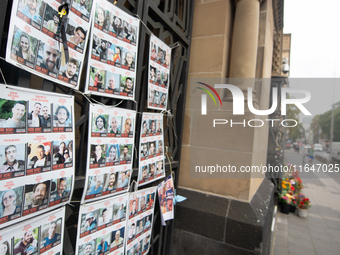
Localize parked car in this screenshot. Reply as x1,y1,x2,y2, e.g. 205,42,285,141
313,143,323,151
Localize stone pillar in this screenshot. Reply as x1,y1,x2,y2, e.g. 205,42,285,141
229,0,262,79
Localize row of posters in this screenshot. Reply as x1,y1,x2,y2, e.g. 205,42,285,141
0,84,75,229
0,206,65,255
82,104,136,203
6,0,173,111
138,113,165,187
147,35,171,110
6,0,94,89
84,0,140,100
76,186,156,255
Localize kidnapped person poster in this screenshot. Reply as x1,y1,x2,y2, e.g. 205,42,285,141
0,206,65,255
75,193,128,255
137,113,165,187
81,103,136,203
147,34,171,110
0,84,75,229
6,0,93,90
157,175,174,226
84,0,140,100
125,186,156,255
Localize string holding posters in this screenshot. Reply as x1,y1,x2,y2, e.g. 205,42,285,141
75,193,128,255
125,186,157,255
137,113,165,187
81,103,136,203
0,84,75,229
157,175,174,226
6,0,94,90
148,34,171,110
84,0,140,100
0,206,65,255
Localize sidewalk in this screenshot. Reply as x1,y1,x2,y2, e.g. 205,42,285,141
271,150,340,255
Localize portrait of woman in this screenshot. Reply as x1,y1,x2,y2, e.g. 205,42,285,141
106,145,118,163
15,33,35,63
123,51,135,69
95,6,109,30
0,189,21,218
0,241,10,255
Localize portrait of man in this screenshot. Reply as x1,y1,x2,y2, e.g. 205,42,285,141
87,175,103,195
72,0,90,17
122,77,133,94
85,212,97,231
50,177,70,202
149,66,156,82
38,43,60,73
53,142,66,165
156,160,163,174
142,121,148,135
149,89,155,104
40,105,51,128
157,140,163,155
1,101,26,128
98,207,111,226
0,144,25,173
128,223,135,241
123,118,132,135
67,26,86,47
105,172,117,191
96,237,109,254
93,115,107,133
61,58,79,81
109,116,121,134
139,196,146,211
148,142,155,156
91,144,105,164
137,219,144,235
117,171,129,188
157,47,164,64
111,16,122,36
27,102,41,127
120,145,131,162
129,199,137,216
13,230,38,255
149,163,155,178
26,181,49,208
149,120,156,134
156,121,162,133
141,166,148,182
45,13,59,34
41,221,61,247
106,75,120,92
53,105,71,127
30,144,50,168
140,143,148,158
96,40,107,61
82,243,93,255
19,0,42,24
115,203,125,220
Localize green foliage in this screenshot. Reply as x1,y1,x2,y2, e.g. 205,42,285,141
315,101,340,141
285,96,304,141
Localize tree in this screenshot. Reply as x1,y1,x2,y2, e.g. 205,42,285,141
285,97,304,141
317,101,340,142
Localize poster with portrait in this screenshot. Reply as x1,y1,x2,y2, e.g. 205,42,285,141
6,0,93,90
82,103,136,203
157,175,174,226
148,34,171,110
0,85,75,229
138,113,165,187
75,193,128,255
84,0,140,100
0,207,65,255
125,186,156,255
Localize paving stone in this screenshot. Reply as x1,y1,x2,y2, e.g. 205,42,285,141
288,228,312,242
288,242,315,254
312,239,339,255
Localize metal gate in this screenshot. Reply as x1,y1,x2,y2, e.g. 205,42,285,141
0,0,194,254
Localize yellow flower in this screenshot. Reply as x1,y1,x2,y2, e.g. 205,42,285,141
282,184,287,189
